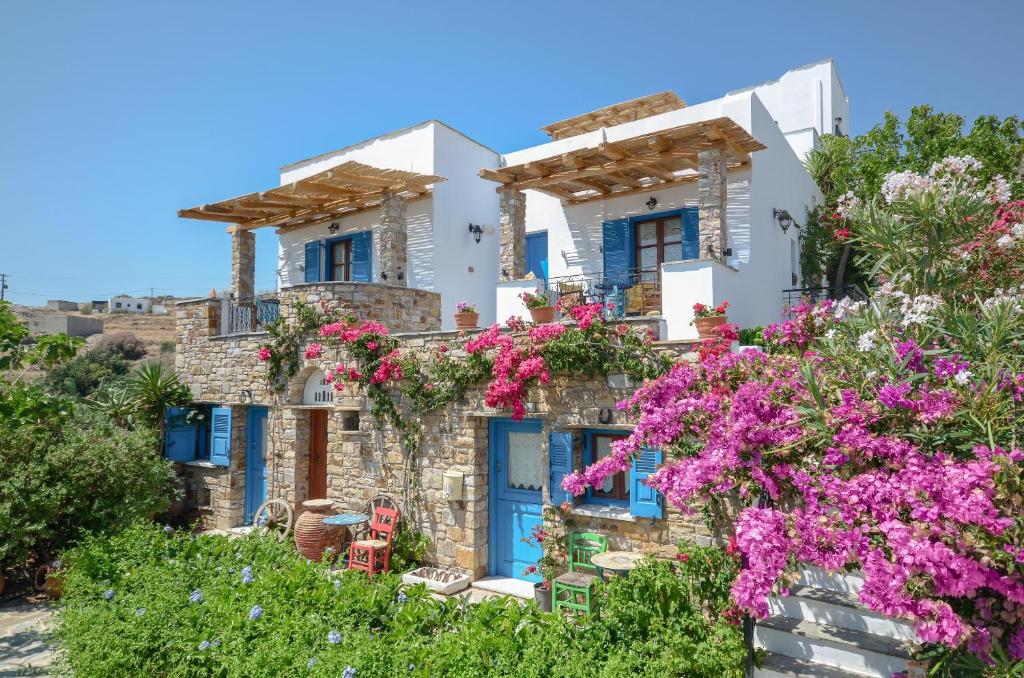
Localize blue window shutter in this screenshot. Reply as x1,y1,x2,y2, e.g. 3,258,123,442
548,432,574,506
209,406,233,467
304,240,321,283
350,231,372,282
602,219,630,286
525,231,549,282
682,208,700,260
164,407,196,462
629,448,664,518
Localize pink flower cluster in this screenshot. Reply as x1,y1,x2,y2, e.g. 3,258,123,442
466,324,550,419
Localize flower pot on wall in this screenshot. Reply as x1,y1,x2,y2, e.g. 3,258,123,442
454,312,479,330
693,315,727,339
294,499,339,562
529,306,556,324
533,582,552,612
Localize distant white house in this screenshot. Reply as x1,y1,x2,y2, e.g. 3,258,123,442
109,295,151,313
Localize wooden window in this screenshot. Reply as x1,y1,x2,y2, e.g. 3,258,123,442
329,239,352,282
590,432,630,502
634,216,683,276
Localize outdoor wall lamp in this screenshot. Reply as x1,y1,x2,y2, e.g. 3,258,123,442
468,222,484,244
328,222,340,234
645,196,658,210
239,388,253,404
773,208,797,234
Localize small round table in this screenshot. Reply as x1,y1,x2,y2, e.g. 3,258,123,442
590,550,645,578
322,513,370,559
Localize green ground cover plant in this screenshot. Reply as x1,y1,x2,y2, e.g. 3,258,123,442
55,524,745,678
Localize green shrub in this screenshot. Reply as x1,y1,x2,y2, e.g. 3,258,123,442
736,326,766,347
55,526,745,678
0,409,178,570
42,346,129,397
95,333,148,361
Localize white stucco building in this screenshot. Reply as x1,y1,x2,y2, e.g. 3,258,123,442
109,295,152,313
180,59,845,339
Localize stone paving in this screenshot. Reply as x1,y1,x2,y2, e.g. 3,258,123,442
0,599,55,676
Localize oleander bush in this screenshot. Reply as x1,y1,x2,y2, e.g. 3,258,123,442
55,524,745,678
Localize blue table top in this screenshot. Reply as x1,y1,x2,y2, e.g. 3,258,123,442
322,513,370,526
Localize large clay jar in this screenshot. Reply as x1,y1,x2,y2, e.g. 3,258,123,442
529,306,556,324
294,499,338,562
693,315,727,339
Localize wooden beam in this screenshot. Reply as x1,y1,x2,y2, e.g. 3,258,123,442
258,191,324,206
566,160,749,205
291,181,361,198
323,170,393,189
570,177,611,194
561,153,582,170
648,134,670,152
525,162,552,177
177,208,243,224
479,167,514,184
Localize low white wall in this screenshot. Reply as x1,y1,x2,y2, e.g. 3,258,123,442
495,279,542,326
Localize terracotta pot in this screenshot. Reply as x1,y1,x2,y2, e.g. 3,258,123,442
693,315,727,339
294,499,339,562
0,574,6,596
533,581,552,612
454,312,479,330
529,306,556,324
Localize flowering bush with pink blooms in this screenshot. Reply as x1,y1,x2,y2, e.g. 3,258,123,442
566,158,1024,670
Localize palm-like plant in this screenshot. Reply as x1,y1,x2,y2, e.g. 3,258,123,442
129,362,191,449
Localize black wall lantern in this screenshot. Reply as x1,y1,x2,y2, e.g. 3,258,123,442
645,196,658,211
773,208,797,234
468,222,483,244
328,222,340,234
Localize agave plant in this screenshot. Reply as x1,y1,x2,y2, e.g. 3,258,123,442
87,385,139,428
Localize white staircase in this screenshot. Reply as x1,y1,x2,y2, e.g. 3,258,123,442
753,567,917,678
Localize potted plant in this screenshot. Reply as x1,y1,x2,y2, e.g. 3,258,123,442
520,290,555,324
521,505,572,612
453,301,479,330
691,301,729,339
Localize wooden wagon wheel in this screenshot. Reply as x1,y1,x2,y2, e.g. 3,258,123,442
252,498,294,542
354,494,401,540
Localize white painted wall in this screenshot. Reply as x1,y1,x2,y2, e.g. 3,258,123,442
277,198,434,290
280,122,436,183
430,123,501,329
729,59,849,158
495,279,543,326
109,296,151,313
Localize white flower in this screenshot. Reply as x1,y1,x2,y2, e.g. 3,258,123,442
835,191,861,219
953,370,973,385
881,170,934,204
1012,223,1024,237
987,175,1011,204
857,330,878,352
901,294,941,326
997,234,1014,248
825,329,836,340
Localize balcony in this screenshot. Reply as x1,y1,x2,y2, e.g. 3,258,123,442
547,268,663,318
226,295,281,334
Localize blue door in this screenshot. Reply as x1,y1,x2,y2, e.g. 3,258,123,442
244,407,269,524
489,419,544,582
525,231,548,283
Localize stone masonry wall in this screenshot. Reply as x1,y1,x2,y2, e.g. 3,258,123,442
698,145,728,262
174,296,725,571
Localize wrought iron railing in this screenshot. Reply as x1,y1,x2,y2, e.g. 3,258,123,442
782,284,867,308
547,268,662,318
227,295,280,334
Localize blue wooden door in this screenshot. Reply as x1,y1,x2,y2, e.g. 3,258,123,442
525,231,548,283
244,407,269,524
489,419,544,582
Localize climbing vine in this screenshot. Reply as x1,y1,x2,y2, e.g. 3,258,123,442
258,302,673,452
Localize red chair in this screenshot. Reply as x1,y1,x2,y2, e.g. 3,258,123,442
347,507,399,578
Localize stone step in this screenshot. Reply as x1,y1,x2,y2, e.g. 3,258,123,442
753,652,870,678
769,585,916,641
754,615,912,678
796,566,864,595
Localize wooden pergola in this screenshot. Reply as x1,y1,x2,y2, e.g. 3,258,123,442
540,91,686,140
479,118,765,205
178,161,445,231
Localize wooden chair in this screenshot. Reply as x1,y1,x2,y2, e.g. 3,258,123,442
347,506,399,578
557,282,585,312
552,532,608,617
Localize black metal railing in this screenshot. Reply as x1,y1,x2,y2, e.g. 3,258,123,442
227,295,280,334
782,284,867,308
547,268,663,318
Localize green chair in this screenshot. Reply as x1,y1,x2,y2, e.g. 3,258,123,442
552,532,608,618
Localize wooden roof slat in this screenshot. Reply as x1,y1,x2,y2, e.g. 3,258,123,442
178,160,445,230
540,91,687,140
481,117,764,205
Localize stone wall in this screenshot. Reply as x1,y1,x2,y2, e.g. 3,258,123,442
173,298,724,570
231,229,256,300
498,189,526,280
698,145,728,262
378,192,408,286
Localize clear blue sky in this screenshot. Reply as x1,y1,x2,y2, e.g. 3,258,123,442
2,1,1020,306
